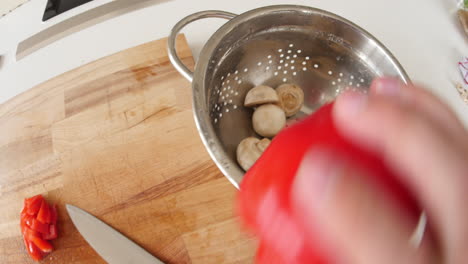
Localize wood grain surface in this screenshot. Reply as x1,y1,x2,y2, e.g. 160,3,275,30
0,35,256,263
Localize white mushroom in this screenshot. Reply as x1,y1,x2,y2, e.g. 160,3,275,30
244,85,279,107
252,104,286,137
256,138,271,152
276,84,304,117
236,137,263,171
237,137,271,171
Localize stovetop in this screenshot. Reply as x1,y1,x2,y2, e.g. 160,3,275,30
43,0,93,21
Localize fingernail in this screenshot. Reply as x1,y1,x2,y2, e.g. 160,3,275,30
335,91,367,118
372,77,401,96
292,149,341,211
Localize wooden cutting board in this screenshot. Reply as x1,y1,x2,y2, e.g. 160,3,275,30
0,35,256,263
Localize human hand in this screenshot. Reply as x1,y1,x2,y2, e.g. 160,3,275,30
292,77,468,264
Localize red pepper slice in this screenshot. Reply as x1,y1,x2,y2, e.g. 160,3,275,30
24,195,41,206
30,235,53,253
25,238,43,261
20,215,35,236
23,226,41,241
25,195,43,207
25,195,44,216
21,195,58,260
49,204,57,224
22,215,35,228
31,218,49,234
42,224,57,240
36,200,51,224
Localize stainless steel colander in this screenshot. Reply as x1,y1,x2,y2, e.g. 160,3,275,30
168,5,410,189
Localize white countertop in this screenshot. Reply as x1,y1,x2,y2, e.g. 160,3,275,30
1,0,467,123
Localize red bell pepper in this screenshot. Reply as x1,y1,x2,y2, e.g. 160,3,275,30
31,218,49,234
49,204,57,224
36,200,51,224
29,235,53,253
20,195,58,261
25,195,44,216
256,242,284,264
42,224,57,240
23,226,41,241
25,195,42,206
26,238,43,261
23,215,34,228
238,103,420,264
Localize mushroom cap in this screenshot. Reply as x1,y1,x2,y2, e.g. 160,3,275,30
236,137,263,171
252,104,286,138
256,138,271,152
244,85,279,107
276,83,304,117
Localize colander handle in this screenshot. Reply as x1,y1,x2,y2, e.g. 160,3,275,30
168,10,237,82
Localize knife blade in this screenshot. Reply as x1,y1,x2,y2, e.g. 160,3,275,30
66,204,164,264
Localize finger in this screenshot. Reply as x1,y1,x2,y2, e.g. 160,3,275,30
291,148,435,264
370,77,467,141
333,91,468,263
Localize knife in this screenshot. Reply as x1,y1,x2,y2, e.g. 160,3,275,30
66,204,164,264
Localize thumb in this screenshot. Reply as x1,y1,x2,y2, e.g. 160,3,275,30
291,148,433,264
